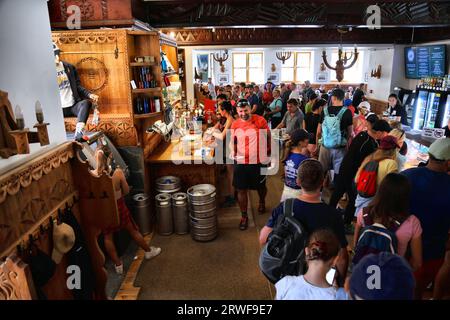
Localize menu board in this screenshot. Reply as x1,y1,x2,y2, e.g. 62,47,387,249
405,45,447,79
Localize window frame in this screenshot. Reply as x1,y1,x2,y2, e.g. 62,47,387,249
280,51,312,82
232,52,264,83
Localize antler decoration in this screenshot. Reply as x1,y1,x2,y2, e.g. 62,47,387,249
213,50,229,73
371,65,382,79
322,47,359,82
276,51,292,64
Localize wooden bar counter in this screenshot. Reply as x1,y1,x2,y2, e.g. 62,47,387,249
146,137,219,197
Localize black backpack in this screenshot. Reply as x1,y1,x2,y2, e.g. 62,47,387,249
259,198,309,283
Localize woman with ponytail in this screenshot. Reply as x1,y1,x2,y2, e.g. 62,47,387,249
275,229,348,300
280,129,310,202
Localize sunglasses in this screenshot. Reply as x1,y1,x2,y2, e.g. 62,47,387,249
237,100,250,108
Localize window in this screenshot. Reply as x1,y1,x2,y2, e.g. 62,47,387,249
331,50,364,82
232,52,263,83
280,52,312,82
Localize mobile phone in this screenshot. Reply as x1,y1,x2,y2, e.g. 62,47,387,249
326,267,337,286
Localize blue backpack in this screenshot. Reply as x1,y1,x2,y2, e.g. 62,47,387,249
352,207,402,266
322,107,347,148
259,198,308,284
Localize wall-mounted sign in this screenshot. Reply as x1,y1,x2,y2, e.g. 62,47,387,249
218,74,229,85
422,127,445,139
315,72,329,83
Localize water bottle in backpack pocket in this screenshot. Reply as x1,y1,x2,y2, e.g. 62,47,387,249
322,107,347,149
352,208,402,266
259,198,309,284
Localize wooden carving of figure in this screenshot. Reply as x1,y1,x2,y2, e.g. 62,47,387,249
0,90,18,158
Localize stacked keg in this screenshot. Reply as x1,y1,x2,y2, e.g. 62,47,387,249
187,184,218,242
155,176,181,235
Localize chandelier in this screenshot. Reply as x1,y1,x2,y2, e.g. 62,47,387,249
276,51,292,64
322,44,359,82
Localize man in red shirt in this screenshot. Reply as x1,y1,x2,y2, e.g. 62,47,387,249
230,99,271,230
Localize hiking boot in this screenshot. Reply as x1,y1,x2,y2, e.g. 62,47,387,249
239,216,248,230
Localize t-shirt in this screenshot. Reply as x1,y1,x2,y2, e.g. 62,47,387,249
283,153,309,189
275,275,348,300
281,109,304,134
56,62,75,108
269,98,282,118
401,167,450,261
320,106,353,142
247,93,259,109
305,102,314,114
289,90,301,101
266,199,348,248
304,113,321,144
230,114,270,164
339,131,378,183
356,210,422,257
388,104,408,125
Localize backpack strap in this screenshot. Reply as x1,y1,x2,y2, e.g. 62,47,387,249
283,198,295,218
323,106,330,117
336,106,347,120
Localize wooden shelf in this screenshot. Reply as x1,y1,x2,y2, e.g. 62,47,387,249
132,87,161,94
134,112,162,119
130,62,157,67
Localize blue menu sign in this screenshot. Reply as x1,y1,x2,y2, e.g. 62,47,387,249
405,45,446,79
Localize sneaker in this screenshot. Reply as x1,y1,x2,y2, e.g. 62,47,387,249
144,246,161,260
239,216,248,230
114,263,123,275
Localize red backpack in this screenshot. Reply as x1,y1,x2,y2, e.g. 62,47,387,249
356,158,384,198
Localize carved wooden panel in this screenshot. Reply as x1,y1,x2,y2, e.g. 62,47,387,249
48,0,133,26
165,27,450,46
0,143,74,254
64,114,138,147
0,254,36,300
52,30,131,115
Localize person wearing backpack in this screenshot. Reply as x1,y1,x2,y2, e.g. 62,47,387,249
275,229,348,300
352,173,423,270
259,159,349,283
265,89,283,128
328,118,391,233
354,135,399,218
316,88,353,184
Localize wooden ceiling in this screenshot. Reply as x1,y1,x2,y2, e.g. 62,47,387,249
143,1,450,28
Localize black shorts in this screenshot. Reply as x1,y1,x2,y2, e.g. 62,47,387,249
233,163,267,190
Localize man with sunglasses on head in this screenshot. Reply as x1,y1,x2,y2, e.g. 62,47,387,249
230,99,271,230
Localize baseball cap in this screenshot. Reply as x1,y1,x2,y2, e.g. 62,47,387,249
428,137,450,161
358,101,371,111
372,119,391,133
51,221,75,264
290,129,311,145
349,252,415,300
379,135,400,150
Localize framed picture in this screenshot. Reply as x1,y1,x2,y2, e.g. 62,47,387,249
196,54,209,82
267,73,279,83
315,72,329,82
218,74,229,84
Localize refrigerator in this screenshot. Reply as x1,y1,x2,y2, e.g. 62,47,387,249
411,88,450,130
